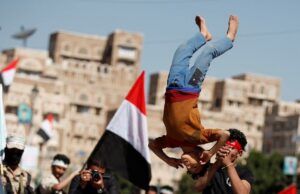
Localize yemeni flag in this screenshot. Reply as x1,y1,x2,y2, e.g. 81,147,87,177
37,114,54,143
0,59,18,90
88,71,151,190
278,184,297,194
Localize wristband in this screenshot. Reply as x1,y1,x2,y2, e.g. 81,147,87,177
222,163,234,169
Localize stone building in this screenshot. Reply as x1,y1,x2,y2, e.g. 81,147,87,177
264,101,300,155
0,30,143,171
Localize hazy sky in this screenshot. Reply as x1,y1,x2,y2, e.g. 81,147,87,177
1,0,299,101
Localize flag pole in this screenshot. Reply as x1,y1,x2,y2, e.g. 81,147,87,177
0,85,7,194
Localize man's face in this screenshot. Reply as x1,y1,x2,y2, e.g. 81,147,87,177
228,146,242,162
225,140,243,162
4,148,24,166
52,165,67,179
89,165,106,182
181,152,204,174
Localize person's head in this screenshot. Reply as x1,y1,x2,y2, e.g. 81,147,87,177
4,135,26,168
86,158,106,182
159,185,174,194
51,154,70,179
226,128,248,161
181,146,207,179
145,185,158,194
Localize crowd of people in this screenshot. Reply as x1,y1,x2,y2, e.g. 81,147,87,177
1,14,254,194
0,135,119,194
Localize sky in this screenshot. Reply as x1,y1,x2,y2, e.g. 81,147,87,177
0,0,299,101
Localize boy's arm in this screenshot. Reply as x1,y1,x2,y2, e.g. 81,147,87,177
148,138,183,169
194,161,222,192
199,129,230,165
52,170,80,191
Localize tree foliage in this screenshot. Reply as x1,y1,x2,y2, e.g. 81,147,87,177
115,174,141,194
176,174,199,194
245,150,292,194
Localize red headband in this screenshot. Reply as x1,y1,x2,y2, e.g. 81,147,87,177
226,140,242,151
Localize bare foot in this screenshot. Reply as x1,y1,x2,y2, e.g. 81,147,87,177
227,15,239,41
195,16,212,41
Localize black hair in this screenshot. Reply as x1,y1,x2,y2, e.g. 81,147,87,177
87,158,106,168
228,128,247,150
53,154,70,165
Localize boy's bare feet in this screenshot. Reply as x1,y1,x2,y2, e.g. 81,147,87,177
227,15,239,41
195,16,212,41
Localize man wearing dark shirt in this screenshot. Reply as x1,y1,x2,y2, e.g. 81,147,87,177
68,159,119,194
195,129,254,194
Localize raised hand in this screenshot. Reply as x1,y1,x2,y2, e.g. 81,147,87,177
165,157,184,169
199,150,213,165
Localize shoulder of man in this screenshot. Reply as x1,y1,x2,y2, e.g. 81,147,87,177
236,165,254,185
18,167,32,184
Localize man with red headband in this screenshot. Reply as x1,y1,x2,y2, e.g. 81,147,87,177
195,128,254,194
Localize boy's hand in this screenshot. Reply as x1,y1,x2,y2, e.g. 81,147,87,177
216,145,236,166
199,150,213,165
165,157,184,169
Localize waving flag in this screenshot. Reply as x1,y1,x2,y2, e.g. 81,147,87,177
1,58,18,88
278,184,297,194
37,114,54,143
88,71,151,190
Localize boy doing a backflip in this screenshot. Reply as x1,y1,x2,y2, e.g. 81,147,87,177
149,15,239,176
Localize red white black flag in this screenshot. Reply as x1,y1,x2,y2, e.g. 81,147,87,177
1,59,18,88
88,71,151,190
37,114,54,142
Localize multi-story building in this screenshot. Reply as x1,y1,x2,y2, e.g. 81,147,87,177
264,101,300,155
0,30,143,172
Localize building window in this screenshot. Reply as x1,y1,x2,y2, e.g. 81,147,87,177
118,46,136,60
117,59,134,66
214,98,222,108
5,106,18,115
95,108,102,115
76,105,90,113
